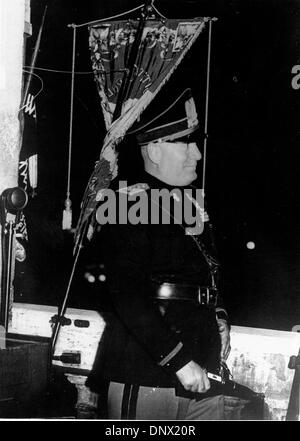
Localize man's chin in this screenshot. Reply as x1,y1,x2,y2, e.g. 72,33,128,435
181,172,197,186
187,170,197,182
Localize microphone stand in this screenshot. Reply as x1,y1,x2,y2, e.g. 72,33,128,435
0,188,28,335
1,214,16,331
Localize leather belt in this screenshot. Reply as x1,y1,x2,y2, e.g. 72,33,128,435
152,282,218,307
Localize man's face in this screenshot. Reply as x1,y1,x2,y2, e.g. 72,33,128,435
157,141,202,186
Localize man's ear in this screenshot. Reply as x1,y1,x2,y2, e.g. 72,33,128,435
147,142,162,164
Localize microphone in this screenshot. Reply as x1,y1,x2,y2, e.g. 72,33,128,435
1,187,28,213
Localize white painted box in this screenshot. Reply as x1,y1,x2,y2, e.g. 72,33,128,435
9,302,106,371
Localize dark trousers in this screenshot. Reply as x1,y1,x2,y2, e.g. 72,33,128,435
107,381,248,420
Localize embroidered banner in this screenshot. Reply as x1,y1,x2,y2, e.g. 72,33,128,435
75,17,209,248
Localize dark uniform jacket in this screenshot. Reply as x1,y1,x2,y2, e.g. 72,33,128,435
87,172,228,391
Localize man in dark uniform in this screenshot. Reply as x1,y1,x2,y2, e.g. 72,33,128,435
86,90,241,420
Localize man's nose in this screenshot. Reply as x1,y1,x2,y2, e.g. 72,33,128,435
188,143,202,160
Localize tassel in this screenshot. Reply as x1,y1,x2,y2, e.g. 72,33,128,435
62,198,72,230
28,154,38,197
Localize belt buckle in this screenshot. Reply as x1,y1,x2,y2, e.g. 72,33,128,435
198,287,215,306
206,287,210,305
198,287,209,305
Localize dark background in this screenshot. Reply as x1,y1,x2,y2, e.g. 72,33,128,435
16,0,300,331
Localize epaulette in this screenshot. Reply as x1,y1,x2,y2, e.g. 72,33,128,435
117,183,150,196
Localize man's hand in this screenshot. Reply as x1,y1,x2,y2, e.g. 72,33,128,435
217,319,231,362
176,360,210,393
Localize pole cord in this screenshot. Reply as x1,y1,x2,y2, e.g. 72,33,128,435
202,19,214,197
69,4,145,29
66,25,76,202
151,1,167,19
